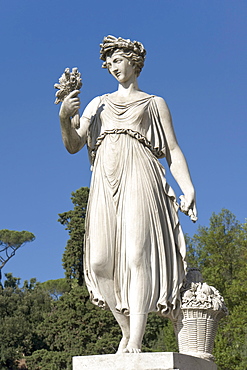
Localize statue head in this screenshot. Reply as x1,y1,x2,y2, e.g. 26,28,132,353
100,35,146,77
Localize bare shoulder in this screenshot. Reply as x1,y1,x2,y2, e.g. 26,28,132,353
153,96,177,147
153,96,171,117
82,95,102,119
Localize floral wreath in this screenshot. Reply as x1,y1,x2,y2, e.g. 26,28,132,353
100,35,146,75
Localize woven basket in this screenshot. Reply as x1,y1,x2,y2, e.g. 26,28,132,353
173,308,225,361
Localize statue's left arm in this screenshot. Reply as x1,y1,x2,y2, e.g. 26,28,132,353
154,96,197,220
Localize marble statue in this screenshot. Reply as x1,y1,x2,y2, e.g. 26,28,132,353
58,35,197,354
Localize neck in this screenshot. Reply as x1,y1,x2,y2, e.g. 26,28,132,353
117,76,139,97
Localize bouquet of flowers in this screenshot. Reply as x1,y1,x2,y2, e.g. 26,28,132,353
54,67,82,128
181,282,228,312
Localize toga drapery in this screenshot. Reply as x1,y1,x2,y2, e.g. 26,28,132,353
83,94,186,319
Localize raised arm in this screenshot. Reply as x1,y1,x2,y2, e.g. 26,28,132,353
154,96,197,220
59,91,100,154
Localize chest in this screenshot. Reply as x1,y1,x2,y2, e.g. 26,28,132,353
99,100,151,132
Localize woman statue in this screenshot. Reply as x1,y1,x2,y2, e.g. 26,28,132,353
59,35,197,353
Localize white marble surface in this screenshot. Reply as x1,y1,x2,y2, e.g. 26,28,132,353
73,352,217,370
59,35,197,353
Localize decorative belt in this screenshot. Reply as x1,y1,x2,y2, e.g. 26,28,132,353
90,128,165,163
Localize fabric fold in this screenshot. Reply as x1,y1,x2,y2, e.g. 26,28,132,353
84,94,186,319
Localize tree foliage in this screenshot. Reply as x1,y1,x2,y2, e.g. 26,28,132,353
0,230,35,247
0,230,35,272
39,278,70,300
187,209,247,370
0,273,52,369
25,349,71,370
1,190,246,370
27,285,173,369
58,187,89,286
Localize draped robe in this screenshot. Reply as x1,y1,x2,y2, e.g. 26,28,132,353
84,94,186,319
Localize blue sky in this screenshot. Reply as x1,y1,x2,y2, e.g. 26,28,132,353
0,1,246,284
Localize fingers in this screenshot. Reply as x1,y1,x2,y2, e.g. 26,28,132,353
67,89,81,98
60,92,80,119
70,97,80,110
192,202,197,218
64,92,80,105
179,195,197,222
179,195,189,213
188,207,198,222
63,91,81,112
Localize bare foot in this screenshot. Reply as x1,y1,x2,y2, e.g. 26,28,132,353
116,336,129,354
123,343,141,353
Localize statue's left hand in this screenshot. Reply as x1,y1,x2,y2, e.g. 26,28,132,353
179,195,197,222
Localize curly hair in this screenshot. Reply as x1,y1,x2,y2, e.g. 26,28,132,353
100,35,146,77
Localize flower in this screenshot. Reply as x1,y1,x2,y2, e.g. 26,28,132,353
54,67,82,104
183,290,195,302
201,283,213,295
181,281,227,311
196,291,210,304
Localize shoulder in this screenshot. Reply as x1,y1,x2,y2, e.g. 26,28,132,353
82,95,104,119
150,96,171,122
152,95,169,110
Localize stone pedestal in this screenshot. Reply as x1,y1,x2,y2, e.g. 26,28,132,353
73,352,217,370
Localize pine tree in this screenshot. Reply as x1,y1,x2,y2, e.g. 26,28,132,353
0,230,35,282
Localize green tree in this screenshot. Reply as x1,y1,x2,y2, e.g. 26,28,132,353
143,314,177,353
0,230,35,280
39,278,70,300
25,349,70,370
26,285,121,370
58,187,89,286
187,209,247,370
28,285,173,370
0,274,52,370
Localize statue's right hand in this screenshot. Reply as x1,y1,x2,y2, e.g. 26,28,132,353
59,90,81,119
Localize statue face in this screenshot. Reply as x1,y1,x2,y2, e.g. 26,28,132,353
106,52,135,83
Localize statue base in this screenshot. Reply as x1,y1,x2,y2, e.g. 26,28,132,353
73,352,217,370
